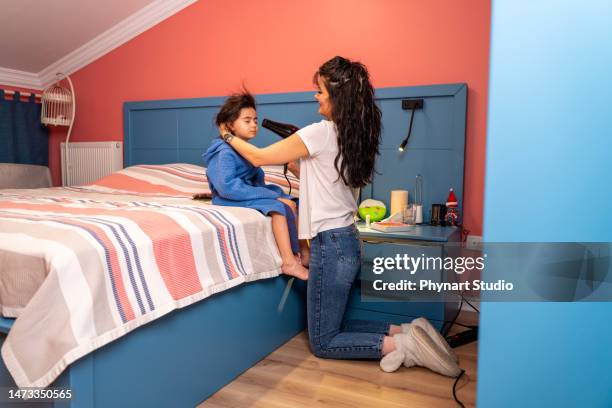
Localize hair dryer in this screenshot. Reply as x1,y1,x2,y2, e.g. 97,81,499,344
261,119,299,195
261,119,299,139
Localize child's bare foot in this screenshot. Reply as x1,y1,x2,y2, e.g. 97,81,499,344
282,258,309,280
300,249,310,267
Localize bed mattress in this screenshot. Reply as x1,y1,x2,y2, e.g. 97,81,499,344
0,163,298,388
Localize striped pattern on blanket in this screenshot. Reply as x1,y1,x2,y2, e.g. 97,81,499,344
0,162,298,389
81,163,298,197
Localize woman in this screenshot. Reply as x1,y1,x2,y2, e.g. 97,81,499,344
219,56,460,376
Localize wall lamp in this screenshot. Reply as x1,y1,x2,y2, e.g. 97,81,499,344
398,98,424,152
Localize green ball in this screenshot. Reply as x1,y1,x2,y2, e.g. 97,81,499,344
358,199,387,222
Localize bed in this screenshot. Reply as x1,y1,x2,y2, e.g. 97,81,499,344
0,162,306,407
0,163,298,320
0,83,467,407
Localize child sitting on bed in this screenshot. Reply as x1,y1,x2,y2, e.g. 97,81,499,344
203,91,309,280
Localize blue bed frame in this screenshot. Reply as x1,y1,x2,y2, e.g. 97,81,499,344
0,83,466,407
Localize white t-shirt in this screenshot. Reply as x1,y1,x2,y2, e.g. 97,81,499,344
297,120,358,239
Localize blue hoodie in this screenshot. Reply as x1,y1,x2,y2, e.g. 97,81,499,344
203,138,299,252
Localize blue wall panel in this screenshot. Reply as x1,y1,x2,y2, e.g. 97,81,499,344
479,1,612,407
378,96,456,150
177,107,218,149
130,109,177,149
124,84,467,224
373,149,464,220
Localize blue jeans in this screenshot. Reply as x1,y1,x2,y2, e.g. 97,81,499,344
307,224,391,359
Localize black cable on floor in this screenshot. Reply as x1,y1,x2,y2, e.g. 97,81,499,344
452,369,466,408
461,293,480,314
425,317,473,330
446,297,469,408
445,295,464,334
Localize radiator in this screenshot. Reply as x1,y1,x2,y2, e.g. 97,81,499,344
60,142,123,186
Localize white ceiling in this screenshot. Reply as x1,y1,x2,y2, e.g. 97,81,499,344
0,0,196,89
0,0,156,72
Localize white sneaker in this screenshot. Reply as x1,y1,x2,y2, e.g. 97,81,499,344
401,317,458,362
382,326,461,377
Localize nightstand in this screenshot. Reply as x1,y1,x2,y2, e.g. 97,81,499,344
344,221,462,335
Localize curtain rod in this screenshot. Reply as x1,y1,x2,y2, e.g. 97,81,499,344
1,89,43,101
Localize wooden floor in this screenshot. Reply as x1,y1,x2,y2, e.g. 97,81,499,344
199,312,478,408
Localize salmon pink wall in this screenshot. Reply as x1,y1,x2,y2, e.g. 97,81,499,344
50,0,490,235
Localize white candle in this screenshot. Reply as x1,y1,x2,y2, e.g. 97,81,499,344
390,190,408,216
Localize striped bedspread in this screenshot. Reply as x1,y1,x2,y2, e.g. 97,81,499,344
0,163,298,388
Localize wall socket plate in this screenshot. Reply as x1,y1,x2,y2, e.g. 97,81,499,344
401,98,424,110
465,235,483,250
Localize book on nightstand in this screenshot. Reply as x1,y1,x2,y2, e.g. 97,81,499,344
370,222,416,233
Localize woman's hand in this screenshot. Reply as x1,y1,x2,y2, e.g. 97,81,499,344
219,123,229,136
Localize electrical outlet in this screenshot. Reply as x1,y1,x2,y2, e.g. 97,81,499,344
401,98,424,110
465,235,482,250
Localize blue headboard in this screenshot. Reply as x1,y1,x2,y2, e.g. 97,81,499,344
123,84,467,221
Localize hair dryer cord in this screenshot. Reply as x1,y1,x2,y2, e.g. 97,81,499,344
283,164,292,196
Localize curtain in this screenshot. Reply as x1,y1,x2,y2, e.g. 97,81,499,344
0,90,49,165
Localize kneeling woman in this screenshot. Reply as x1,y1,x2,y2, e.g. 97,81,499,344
218,57,461,377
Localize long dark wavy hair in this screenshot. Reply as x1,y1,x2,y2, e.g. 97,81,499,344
314,56,382,188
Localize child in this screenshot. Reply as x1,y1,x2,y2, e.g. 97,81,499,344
203,91,308,280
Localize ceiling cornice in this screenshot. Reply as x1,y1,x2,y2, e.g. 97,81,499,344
0,67,43,90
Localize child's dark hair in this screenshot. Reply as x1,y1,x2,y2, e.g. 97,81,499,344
215,90,256,127
314,56,382,189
